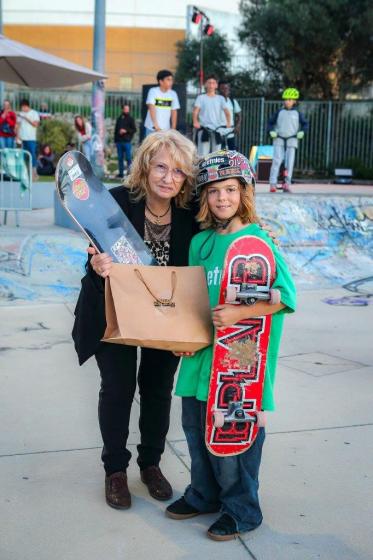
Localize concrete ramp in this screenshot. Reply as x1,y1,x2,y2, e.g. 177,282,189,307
257,195,373,290
0,195,373,305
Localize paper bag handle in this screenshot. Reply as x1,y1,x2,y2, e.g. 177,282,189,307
134,269,177,307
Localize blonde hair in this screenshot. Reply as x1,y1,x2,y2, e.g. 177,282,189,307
196,180,259,230
126,130,198,208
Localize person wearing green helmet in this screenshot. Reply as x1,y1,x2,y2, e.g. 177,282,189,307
166,149,296,541
267,88,308,192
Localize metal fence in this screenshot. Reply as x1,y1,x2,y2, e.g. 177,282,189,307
6,88,373,175
236,99,373,174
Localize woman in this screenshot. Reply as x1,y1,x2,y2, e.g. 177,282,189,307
74,115,92,161
36,144,55,176
73,130,199,510
0,99,16,149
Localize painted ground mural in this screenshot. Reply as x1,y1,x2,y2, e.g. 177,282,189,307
0,231,86,304
0,195,372,305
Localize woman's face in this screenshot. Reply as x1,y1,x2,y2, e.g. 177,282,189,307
76,117,83,127
3,101,10,111
147,146,187,202
206,178,241,222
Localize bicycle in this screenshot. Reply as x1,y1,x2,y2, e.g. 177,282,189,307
194,125,235,153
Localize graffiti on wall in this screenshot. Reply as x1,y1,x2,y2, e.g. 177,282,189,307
257,196,373,290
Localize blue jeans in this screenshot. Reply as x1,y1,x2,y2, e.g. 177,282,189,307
116,141,132,176
0,136,15,149
22,140,37,167
182,397,265,532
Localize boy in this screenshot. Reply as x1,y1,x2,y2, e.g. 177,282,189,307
268,88,308,192
166,150,296,540
193,75,231,156
144,70,180,135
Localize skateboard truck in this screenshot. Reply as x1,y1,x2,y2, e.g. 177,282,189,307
213,401,266,428
225,284,281,306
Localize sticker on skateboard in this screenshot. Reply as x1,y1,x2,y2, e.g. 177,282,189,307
55,151,156,265
205,235,280,456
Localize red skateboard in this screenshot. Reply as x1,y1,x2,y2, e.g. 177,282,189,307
205,235,280,456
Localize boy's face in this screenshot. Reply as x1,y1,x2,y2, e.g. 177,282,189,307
219,83,230,98
159,76,173,90
205,79,218,93
284,99,296,109
206,178,241,222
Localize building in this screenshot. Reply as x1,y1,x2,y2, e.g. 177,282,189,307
3,0,244,90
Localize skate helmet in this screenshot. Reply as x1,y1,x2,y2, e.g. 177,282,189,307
196,150,255,192
282,88,300,100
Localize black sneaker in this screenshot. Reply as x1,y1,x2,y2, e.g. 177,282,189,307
207,514,239,541
165,496,201,520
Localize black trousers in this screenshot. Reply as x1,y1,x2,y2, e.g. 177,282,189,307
95,342,179,475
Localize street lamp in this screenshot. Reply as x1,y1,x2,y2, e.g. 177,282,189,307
191,6,214,92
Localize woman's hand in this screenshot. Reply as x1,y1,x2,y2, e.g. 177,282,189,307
212,304,244,329
87,246,113,278
259,221,280,246
173,351,195,357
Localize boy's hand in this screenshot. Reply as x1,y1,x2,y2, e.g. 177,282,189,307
269,130,277,139
297,131,304,139
212,305,243,329
173,351,195,357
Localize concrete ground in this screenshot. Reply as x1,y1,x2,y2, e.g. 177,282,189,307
1,185,373,559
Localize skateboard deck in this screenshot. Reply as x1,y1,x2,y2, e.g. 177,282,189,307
205,235,279,456
55,151,156,265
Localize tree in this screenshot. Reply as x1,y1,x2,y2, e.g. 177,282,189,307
239,0,373,99
175,31,232,87
224,70,281,98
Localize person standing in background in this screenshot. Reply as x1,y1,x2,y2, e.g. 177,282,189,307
0,99,17,149
17,98,40,177
74,115,92,161
114,104,137,178
267,88,308,193
192,76,231,156
218,80,242,151
144,70,180,135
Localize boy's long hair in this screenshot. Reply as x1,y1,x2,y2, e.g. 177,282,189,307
196,181,259,230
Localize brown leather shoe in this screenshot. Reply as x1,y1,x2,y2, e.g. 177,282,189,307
140,466,173,501
105,471,131,509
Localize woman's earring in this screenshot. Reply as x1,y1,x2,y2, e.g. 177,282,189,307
181,188,185,194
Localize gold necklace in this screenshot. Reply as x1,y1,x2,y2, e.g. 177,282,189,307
145,202,171,225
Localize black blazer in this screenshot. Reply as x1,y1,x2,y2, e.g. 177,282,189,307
72,186,199,365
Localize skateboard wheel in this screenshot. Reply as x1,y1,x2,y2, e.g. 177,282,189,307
213,411,225,428
269,289,281,305
225,286,238,303
256,411,266,427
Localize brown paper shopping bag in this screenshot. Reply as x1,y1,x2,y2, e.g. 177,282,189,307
103,264,213,352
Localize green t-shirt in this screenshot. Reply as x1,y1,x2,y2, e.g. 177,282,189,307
175,224,296,410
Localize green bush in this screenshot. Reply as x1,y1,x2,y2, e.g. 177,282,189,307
37,119,75,158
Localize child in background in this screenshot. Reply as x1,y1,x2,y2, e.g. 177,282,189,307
268,88,308,192
166,150,296,541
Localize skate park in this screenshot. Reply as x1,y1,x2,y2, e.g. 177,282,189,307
0,181,372,560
